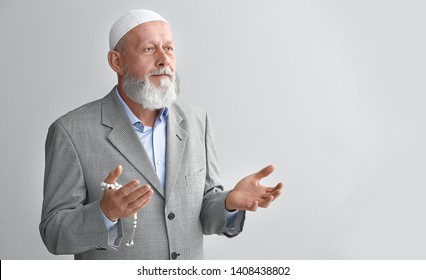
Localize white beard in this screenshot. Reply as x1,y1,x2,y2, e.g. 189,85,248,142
122,68,179,110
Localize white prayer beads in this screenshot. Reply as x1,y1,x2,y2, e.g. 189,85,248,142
100,182,122,191
100,181,138,247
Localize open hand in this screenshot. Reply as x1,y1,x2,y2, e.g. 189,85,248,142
225,165,283,211
100,165,153,221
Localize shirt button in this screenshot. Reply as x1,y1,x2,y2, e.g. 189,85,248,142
168,213,175,220
171,252,180,259
157,160,161,165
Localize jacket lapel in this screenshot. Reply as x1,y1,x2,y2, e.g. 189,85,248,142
165,105,188,197
101,89,164,197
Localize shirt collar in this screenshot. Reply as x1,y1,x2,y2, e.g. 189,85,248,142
115,86,169,127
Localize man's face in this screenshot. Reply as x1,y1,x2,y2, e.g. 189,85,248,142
119,21,176,87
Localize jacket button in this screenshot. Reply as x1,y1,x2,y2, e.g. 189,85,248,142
171,252,180,259
168,213,175,220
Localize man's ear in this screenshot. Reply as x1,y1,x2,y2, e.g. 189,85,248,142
108,50,125,76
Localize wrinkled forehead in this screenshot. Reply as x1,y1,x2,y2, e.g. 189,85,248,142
123,21,174,47
109,9,170,50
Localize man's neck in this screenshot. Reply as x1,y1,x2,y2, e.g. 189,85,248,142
117,84,159,127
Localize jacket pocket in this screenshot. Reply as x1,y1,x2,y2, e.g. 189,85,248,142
185,168,206,187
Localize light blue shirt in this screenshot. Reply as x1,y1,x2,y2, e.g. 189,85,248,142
101,86,239,241
116,88,168,189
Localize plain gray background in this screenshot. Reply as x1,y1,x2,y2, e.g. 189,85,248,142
1,0,425,260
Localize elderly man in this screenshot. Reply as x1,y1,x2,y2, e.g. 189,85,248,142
40,9,283,260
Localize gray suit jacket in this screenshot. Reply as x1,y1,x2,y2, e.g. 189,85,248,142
40,88,245,259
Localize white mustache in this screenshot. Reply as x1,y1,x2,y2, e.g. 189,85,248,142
148,68,174,77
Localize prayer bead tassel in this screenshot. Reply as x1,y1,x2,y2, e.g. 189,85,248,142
126,213,138,247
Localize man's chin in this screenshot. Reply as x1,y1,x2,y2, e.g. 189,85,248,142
149,76,173,87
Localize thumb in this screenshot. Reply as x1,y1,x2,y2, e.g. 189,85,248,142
255,165,275,180
104,165,123,184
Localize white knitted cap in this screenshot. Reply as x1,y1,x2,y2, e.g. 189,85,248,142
109,9,169,50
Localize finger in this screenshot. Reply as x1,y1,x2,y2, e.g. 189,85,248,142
265,182,284,194
255,165,275,180
271,182,284,198
119,180,140,196
271,190,282,201
264,189,282,202
128,190,153,211
124,184,153,203
274,182,284,191
259,195,274,208
130,199,151,216
104,165,123,184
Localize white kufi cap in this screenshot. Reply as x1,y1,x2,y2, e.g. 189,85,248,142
109,9,169,50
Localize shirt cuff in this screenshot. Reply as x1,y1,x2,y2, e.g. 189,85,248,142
225,209,238,223
101,209,118,230
225,209,240,235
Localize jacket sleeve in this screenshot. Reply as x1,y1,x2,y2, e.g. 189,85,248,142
199,113,246,237
39,121,123,255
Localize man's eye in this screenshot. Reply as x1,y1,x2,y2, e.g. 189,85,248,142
144,47,153,53
165,47,173,52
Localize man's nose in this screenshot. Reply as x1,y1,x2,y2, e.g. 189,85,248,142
156,49,171,67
